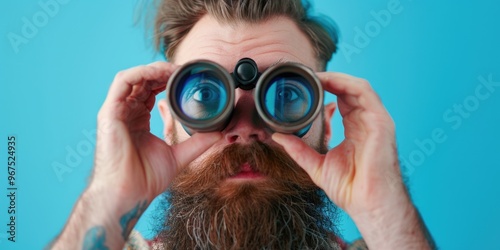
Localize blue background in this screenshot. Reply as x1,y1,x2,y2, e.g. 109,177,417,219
1,0,499,249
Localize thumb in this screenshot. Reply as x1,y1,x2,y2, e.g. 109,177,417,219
172,132,222,169
272,133,325,180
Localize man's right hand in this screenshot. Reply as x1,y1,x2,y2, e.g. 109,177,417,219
51,62,221,250
93,61,221,201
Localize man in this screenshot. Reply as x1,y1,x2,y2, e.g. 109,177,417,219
51,0,436,249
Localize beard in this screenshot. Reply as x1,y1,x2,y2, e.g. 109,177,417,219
153,140,340,249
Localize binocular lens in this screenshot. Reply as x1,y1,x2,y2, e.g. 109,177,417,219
177,71,228,120
263,74,313,123
167,61,235,132
255,62,322,136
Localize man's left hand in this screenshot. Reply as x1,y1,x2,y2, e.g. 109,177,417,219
272,72,433,249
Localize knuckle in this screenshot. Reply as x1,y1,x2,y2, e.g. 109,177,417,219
365,113,395,133
381,118,395,133
387,118,396,131
357,78,372,90
382,119,396,136
148,61,168,68
114,70,127,81
97,108,109,124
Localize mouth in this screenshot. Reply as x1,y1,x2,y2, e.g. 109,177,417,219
229,162,264,180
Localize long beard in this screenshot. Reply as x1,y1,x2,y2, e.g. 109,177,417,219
154,142,339,249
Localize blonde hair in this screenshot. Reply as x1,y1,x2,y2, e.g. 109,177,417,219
154,0,338,70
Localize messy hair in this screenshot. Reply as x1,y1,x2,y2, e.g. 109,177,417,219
153,0,338,69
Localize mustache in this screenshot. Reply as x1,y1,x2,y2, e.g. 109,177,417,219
172,141,318,195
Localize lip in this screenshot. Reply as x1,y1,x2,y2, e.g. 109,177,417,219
230,162,264,179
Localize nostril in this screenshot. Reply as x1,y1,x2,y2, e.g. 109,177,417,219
227,135,239,143
249,134,259,141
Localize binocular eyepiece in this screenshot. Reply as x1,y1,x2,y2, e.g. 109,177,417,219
166,58,323,137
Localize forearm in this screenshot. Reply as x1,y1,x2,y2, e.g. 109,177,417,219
416,208,437,249
51,183,149,250
352,196,435,249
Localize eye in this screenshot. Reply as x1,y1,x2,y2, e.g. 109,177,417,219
178,73,227,120
192,85,219,102
277,86,300,102
266,78,312,123
182,73,222,104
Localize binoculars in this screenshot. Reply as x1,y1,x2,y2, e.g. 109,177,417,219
166,58,323,137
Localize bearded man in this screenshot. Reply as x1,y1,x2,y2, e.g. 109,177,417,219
51,0,436,249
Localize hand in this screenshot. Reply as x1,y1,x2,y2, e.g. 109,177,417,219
273,72,401,212
93,61,221,201
51,62,222,250
273,72,432,248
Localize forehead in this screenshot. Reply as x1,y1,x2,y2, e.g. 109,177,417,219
174,15,318,72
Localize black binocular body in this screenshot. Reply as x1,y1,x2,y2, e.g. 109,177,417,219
166,58,323,137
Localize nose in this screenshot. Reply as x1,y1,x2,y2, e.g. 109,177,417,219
224,92,269,143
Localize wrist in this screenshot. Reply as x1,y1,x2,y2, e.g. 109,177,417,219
85,180,151,239
351,198,431,249
86,181,149,221
52,182,150,249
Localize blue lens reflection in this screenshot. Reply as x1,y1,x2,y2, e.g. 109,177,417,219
177,71,227,120
264,75,313,123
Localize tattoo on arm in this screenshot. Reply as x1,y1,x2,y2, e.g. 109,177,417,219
119,200,148,240
80,201,148,249
83,226,109,250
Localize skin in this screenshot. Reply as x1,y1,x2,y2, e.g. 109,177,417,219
51,15,433,249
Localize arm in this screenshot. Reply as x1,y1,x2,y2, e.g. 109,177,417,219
273,72,436,249
350,189,435,249
52,184,149,250
50,62,221,249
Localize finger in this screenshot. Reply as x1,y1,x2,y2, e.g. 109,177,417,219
272,133,325,179
317,72,386,114
128,79,167,110
144,61,179,93
323,102,337,143
107,62,177,103
144,91,157,112
143,78,173,112
171,132,222,169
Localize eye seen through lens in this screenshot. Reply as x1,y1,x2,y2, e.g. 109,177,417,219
168,59,320,136
264,74,313,123
177,71,228,120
